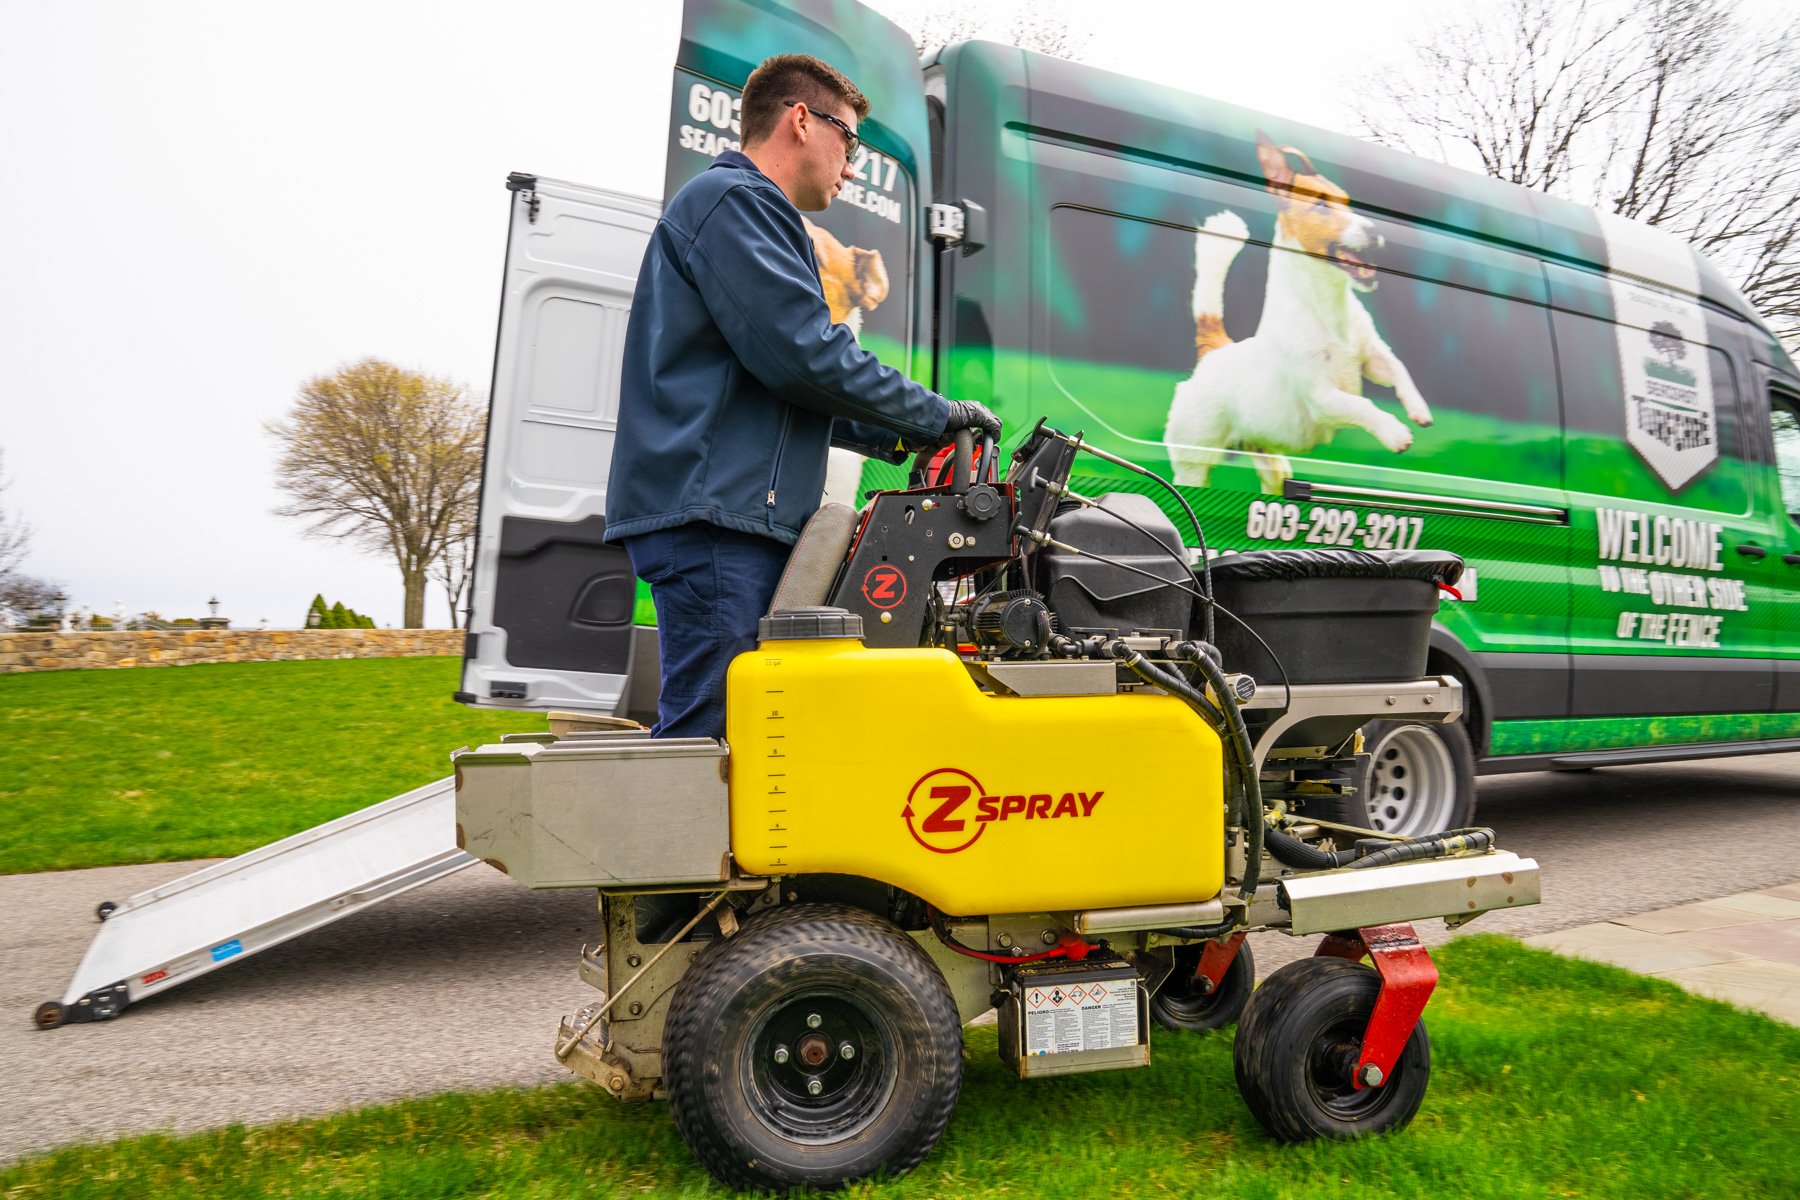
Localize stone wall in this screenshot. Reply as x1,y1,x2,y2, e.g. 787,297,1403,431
0,629,465,674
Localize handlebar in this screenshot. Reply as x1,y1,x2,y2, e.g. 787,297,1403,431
908,426,999,494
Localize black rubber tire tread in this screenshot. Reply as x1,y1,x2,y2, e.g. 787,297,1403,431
1355,717,1477,837
662,902,963,1192
1233,956,1430,1142
1149,940,1255,1033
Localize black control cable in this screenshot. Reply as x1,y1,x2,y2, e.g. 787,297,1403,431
1014,523,1294,705
1016,524,1208,605
1047,431,1215,644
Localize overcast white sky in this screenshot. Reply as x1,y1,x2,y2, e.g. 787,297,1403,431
2,0,1465,627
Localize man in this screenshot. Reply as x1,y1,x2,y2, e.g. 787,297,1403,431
605,54,1000,740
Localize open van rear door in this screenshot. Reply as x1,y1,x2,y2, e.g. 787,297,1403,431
457,179,662,717
460,0,930,716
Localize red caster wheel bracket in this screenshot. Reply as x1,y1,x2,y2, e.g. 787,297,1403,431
1192,931,1247,994
1313,922,1437,1090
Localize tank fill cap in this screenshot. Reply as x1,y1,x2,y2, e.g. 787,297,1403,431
758,606,865,641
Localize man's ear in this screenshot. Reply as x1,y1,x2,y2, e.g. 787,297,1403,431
1255,131,1293,194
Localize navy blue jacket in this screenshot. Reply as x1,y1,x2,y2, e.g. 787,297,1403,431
604,151,950,546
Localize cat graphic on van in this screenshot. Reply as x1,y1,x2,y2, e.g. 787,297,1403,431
1165,133,1434,494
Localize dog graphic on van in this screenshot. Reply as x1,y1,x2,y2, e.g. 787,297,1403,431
804,217,890,337
1165,133,1433,494
804,218,892,509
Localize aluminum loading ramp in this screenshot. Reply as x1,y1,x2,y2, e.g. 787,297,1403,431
35,777,473,1029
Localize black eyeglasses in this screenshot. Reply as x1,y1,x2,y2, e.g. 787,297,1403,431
784,99,860,161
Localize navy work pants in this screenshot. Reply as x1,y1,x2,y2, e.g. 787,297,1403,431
623,523,789,741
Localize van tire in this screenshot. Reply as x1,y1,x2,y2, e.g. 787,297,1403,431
1355,720,1476,837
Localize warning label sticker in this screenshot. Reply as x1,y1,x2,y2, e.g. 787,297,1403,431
1023,980,1138,1056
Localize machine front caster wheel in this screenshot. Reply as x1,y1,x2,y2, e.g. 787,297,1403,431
34,1000,66,1030
1149,939,1254,1032
662,903,964,1192
96,900,119,921
1233,956,1430,1141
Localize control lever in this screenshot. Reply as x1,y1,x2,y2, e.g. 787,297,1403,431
908,427,984,492
951,428,974,494
975,433,997,483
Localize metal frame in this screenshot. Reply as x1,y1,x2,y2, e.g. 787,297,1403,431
1239,675,1463,771
1277,850,1539,934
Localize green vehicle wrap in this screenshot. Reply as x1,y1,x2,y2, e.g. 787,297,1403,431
664,0,1800,778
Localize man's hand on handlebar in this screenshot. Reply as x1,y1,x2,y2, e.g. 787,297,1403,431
942,399,1002,442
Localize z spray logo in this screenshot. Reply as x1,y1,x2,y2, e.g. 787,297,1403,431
902,767,1105,854
861,564,907,610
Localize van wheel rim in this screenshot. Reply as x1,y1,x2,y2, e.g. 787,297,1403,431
1366,726,1456,836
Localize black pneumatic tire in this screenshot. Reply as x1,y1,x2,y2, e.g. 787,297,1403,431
1355,718,1476,838
1233,956,1430,1142
662,903,964,1193
1149,940,1254,1032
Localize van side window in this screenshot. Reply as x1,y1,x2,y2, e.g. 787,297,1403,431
1772,389,1800,525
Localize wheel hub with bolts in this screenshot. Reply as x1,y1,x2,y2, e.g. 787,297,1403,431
663,904,962,1191
1365,724,1458,836
745,991,885,1137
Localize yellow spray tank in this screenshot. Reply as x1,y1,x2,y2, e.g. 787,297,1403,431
726,613,1225,915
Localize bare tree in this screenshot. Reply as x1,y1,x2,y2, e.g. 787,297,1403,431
0,450,63,627
1358,0,1800,345
0,449,30,579
866,0,1093,62
0,571,63,619
267,359,485,628
428,503,477,629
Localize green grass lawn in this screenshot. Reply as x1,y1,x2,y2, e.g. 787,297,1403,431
0,657,544,874
2,937,1795,1198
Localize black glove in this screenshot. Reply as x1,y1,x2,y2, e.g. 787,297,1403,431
942,399,1002,441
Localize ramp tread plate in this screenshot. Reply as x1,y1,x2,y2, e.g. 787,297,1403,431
60,778,476,1008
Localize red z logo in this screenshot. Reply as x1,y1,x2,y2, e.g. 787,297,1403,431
922,785,969,833
861,565,907,610
903,768,986,853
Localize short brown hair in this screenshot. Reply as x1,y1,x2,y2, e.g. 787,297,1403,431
739,54,869,146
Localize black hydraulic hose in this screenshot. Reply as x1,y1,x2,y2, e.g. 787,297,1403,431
1170,645,1265,903
1265,824,1358,870
1347,827,1495,870
1267,824,1498,872
1116,644,1263,912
